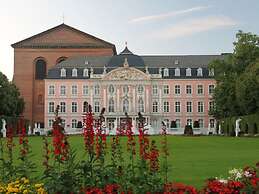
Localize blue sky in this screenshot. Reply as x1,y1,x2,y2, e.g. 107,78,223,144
1,0,259,80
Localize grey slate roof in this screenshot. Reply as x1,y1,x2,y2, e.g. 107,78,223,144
46,47,225,79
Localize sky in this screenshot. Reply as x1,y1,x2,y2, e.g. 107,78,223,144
1,0,259,80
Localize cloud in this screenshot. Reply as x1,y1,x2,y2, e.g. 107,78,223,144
129,6,209,23
151,16,237,39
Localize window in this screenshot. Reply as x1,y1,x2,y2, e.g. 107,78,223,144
137,85,144,94
108,98,115,112
83,101,88,113
60,102,66,113
163,85,169,95
186,85,192,94
175,68,180,76
175,101,181,113
209,101,215,112
71,102,77,113
48,119,54,128
164,119,170,128
187,101,192,113
187,119,192,127
175,85,181,95
197,85,203,95
108,85,115,94
83,85,89,95
152,85,158,95
163,68,169,77
83,68,89,77
60,85,66,96
197,68,203,76
176,119,181,128
209,85,215,95
72,119,77,128
48,102,54,113
35,59,46,80
210,119,215,128
138,97,144,112
94,101,100,113
198,119,204,128
48,85,55,96
38,95,43,105
94,85,100,96
198,101,204,113
209,68,214,76
163,101,169,113
186,68,191,76
56,56,67,64
60,68,66,77
123,99,129,113
61,119,66,128
71,85,77,95
123,85,129,94
72,68,77,77
152,101,158,113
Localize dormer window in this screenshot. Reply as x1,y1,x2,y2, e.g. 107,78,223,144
174,60,179,65
197,68,203,76
175,68,180,76
72,68,77,77
186,68,192,76
83,68,89,77
163,68,169,77
209,68,215,76
60,68,66,77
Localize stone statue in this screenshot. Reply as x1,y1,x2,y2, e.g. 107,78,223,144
103,66,107,74
218,124,222,135
207,123,211,135
1,119,7,138
235,118,242,137
28,125,32,135
34,123,37,134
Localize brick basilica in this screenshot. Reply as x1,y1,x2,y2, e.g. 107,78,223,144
12,23,224,134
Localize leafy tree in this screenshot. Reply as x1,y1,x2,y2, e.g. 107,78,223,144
0,71,24,117
210,31,259,119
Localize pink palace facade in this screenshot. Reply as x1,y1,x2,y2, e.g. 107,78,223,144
44,46,224,134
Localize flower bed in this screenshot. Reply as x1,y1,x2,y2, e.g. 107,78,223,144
0,105,258,193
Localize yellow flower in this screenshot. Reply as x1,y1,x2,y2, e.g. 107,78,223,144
35,183,43,188
23,189,29,194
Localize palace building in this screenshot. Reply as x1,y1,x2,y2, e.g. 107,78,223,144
12,23,224,134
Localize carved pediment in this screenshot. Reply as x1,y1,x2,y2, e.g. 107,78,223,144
103,67,150,80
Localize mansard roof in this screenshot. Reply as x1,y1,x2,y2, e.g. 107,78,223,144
11,23,116,53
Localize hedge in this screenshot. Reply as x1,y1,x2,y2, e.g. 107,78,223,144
221,113,259,135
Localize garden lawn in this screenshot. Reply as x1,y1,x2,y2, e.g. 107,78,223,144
5,135,259,188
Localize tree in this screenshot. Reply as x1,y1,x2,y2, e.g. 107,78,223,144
209,31,259,119
0,71,24,117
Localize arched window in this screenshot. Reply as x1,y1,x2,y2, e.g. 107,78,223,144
186,68,192,76
56,57,67,64
123,85,129,94
35,58,46,80
138,97,144,112
108,98,115,112
83,101,88,113
123,99,129,113
175,68,180,76
108,85,115,94
163,68,169,77
83,68,89,77
72,68,77,77
197,68,203,76
60,68,66,77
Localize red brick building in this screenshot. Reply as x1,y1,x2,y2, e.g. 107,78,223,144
12,24,116,126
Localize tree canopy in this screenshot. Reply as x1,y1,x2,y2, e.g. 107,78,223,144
0,71,24,117
209,31,259,119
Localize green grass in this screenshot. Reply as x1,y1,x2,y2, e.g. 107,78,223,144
2,135,259,188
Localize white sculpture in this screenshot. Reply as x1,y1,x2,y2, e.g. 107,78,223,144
218,124,222,135
207,123,211,135
28,125,32,135
34,123,38,135
1,119,7,138
235,118,242,137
